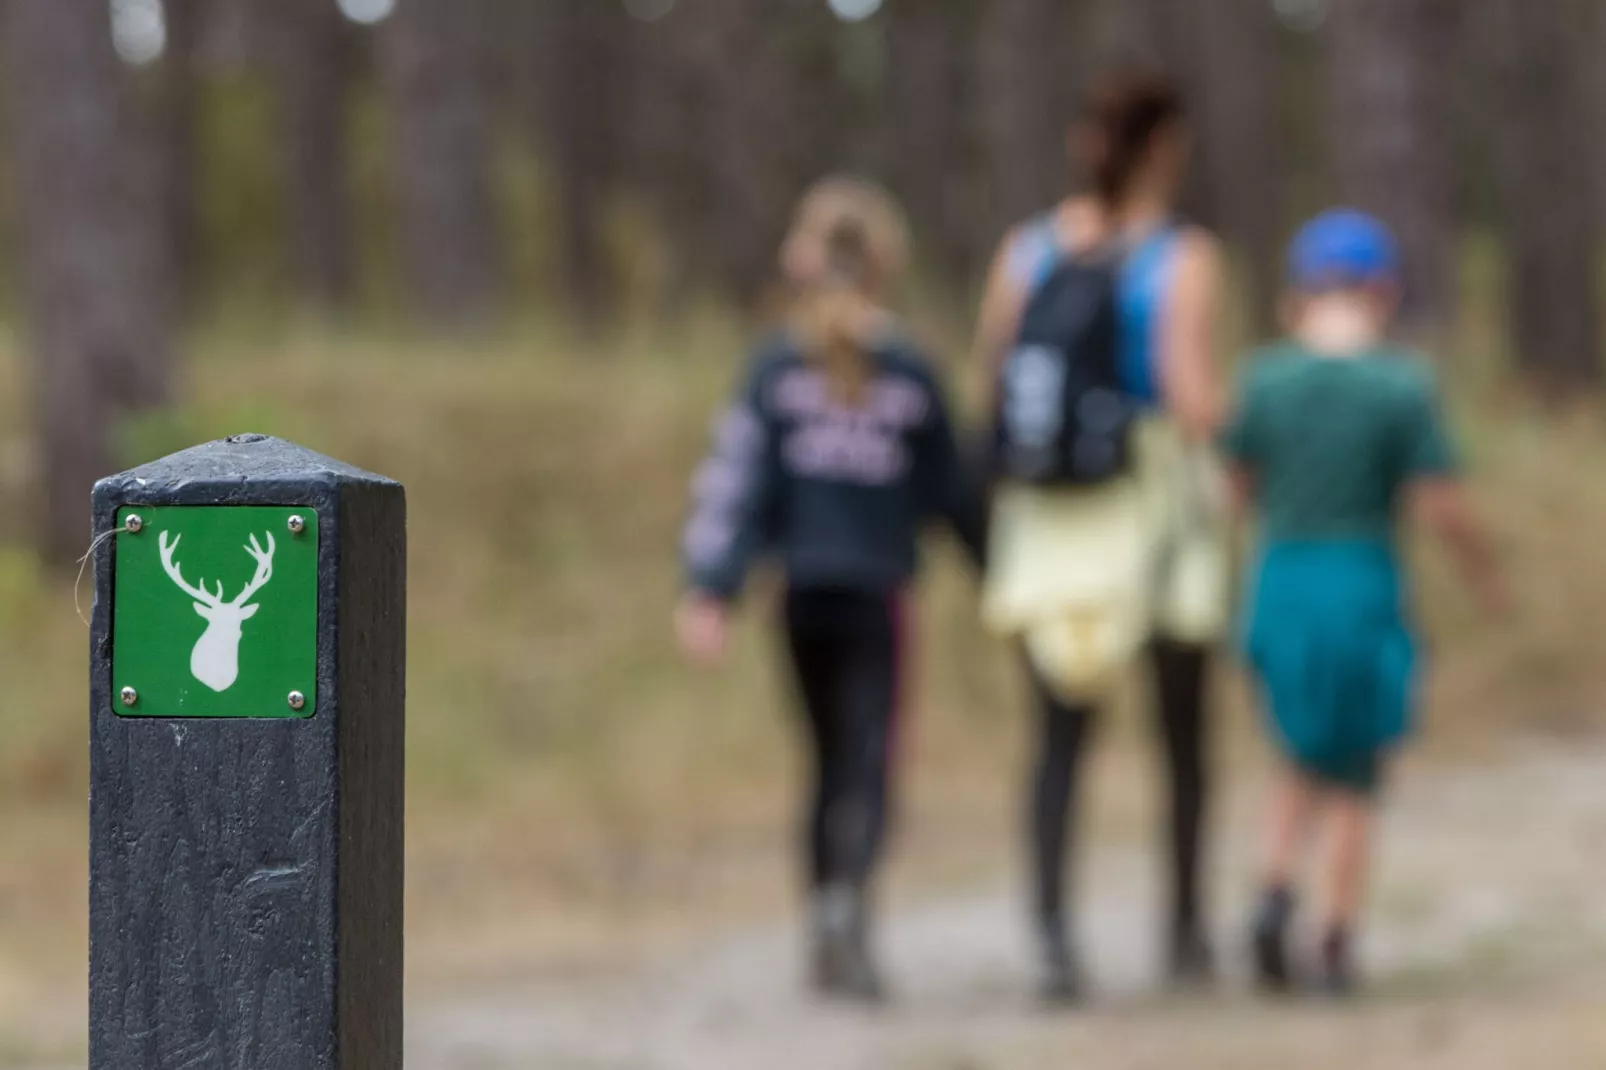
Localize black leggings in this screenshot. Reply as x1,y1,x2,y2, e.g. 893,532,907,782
783,587,903,893
1029,637,1211,945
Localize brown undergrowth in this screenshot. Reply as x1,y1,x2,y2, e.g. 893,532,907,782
0,313,1598,1058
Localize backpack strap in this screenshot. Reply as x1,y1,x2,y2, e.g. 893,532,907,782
1004,213,1065,298
1121,224,1180,285
1006,213,1182,323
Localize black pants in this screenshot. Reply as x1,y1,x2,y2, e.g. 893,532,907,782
783,587,902,892
1029,637,1211,947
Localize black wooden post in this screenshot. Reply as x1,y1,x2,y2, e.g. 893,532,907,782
89,434,405,1068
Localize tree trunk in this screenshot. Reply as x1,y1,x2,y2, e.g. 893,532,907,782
1090,0,1164,67
533,2,623,325
380,0,503,326
1134,0,1215,222
153,0,203,305
672,0,822,307
885,0,978,287
1484,0,1600,391
269,0,357,312
618,6,713,307
702,1,795,307
1191,0,1283,330
1328,0,1460,341
7,0,173,562
975,0,1075,236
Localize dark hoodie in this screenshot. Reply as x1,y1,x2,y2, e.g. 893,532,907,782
681,331,984,600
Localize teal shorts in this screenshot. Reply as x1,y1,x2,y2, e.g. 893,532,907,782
1243,540,1417,795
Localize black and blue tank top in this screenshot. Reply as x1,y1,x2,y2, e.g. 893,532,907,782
1005,214,1181,408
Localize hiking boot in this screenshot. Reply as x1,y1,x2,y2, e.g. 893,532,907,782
1168,928,1215,989
1251,886,1296,993
1318,926,1357,998
1036,922,1084,1006
810,884,886,1004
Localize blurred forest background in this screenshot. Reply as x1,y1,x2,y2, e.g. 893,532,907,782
3,0,1606,1065
5,0,1606,558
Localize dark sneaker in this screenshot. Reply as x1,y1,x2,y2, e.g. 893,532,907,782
1036,923,1084,1006
1319,927,1357,998
1251,886,1296,993
811,885,886,1004
815,930,886,1002
1168,929,1215,989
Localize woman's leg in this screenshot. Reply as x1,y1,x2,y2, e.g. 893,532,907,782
1026,664,1095,999
1150,636,1213,972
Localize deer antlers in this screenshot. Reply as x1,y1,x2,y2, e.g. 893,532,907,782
159,530,277,608
237,533,276,605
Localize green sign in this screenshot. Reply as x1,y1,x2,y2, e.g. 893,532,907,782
112,506,319,718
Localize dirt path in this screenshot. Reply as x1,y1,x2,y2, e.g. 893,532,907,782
409,742,1606,1070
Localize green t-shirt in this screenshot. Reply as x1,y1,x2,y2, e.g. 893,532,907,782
1220,342,1459,544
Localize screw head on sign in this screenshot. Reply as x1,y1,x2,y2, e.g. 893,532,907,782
120,687,138,707
288,691,307,712
125,515,143,534
287,515,306,535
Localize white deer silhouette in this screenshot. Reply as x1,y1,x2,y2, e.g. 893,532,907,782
158,530,277,693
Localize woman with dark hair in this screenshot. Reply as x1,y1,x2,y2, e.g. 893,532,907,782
971,71,1232,1002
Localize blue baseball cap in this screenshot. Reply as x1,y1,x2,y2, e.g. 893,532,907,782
1287,209,1400,290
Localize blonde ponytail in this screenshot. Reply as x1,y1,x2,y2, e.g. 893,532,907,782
796,220,874,404
781,176,909,406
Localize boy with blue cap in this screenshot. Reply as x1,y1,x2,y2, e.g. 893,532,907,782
1221,209,1505,994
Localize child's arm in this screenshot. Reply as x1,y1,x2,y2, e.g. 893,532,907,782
1401,375,1507,612
912,368,989,572
1225,466,1255,517
1215,356,1263,518
1410,479,1508,612
676,363,781,661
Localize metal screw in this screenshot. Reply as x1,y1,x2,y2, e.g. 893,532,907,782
120,687,138,707
287,515,306,535
125,514,143,534
288,691,307,712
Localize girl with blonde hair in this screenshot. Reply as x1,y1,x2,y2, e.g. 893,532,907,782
677,176,982,1002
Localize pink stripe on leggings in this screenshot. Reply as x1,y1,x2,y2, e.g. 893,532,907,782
887,588,914,767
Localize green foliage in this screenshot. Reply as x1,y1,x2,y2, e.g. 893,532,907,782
0,313,1597,1054
494,119,559,306
345,80,405,316
0,311,1593,818
197,75,290,307
0,544,46,633
114,398,304,471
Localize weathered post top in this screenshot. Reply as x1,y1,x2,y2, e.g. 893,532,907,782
89,434,405,1069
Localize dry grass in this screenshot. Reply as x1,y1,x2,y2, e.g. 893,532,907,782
0,313,1600,1059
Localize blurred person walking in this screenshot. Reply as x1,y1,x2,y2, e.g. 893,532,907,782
675,178,983,1003
1223,210,1504,995
970,71,1232,1002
